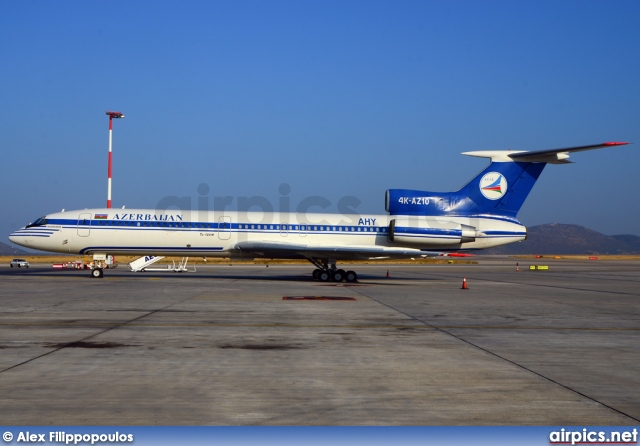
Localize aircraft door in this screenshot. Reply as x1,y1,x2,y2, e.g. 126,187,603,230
218,216,231,240
77,213,92,237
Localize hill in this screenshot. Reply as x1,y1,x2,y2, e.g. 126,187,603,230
0,241,29,256
610,234,640,253
484,224,640,255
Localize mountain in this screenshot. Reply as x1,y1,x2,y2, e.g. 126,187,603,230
0,241,29,256
483,224,640,255
610,234,640,253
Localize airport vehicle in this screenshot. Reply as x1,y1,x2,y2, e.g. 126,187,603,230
10,258,29,268
9,142,628,280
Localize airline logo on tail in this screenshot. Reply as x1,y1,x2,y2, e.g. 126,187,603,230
479,172,507,200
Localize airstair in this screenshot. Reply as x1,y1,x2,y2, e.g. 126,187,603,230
129,256,165,272
129,256,195,273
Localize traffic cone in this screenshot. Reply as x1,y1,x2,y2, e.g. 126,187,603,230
386,270,390,278
461,277,468,289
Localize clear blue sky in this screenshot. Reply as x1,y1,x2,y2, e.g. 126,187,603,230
2,0,639,239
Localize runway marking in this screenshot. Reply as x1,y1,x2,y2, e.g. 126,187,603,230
1,321,639,332
0,291,202,375
283,296,357,301
316,283,370,287
435,326,640,331
0,321,428,330
407,271,640,297
347,286,640,424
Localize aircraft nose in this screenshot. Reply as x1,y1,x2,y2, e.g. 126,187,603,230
9,229,27,248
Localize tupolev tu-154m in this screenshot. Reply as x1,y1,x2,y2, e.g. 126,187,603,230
9,141,629,281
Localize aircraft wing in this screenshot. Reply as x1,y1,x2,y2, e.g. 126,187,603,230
233,241,452,260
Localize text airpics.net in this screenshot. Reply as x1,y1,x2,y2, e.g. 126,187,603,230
549,428,638,445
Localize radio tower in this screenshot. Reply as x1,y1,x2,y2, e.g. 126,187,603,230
105,111,125,208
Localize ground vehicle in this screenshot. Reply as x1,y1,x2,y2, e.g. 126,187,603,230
10,258,29,268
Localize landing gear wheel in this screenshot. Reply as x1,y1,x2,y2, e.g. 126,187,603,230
312,269,322,280
333,269,346,282
91,268,104,278
319,270,332,282
345,270,358,283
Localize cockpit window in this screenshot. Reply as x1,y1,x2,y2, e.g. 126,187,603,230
26,217,48,228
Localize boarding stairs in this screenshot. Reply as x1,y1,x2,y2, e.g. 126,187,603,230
129,256,165,272
129,256,195,273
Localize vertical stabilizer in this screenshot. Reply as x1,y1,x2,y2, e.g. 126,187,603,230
386,158,545,218
385,142,629,218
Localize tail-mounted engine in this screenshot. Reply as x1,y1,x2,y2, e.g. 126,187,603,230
388,218,477,247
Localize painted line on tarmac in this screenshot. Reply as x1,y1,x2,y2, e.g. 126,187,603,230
0,290,207,375
0,321,430,330
347,285,640,424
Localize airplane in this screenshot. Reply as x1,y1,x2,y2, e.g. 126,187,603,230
9,141,629,281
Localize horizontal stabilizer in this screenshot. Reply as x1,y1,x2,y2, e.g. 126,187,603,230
463,142,629,164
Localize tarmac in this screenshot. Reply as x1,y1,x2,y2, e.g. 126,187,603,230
0,256,639,425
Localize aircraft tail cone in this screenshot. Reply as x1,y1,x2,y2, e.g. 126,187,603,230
461,277,468,290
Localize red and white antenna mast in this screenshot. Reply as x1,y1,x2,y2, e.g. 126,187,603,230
105,111,125,208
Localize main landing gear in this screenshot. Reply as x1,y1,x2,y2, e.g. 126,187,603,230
307,258,358,283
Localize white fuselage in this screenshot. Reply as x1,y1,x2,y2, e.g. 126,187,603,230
9,208,526,259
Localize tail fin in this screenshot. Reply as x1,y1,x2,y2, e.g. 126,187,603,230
386,142,628,218
386,158,545,218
